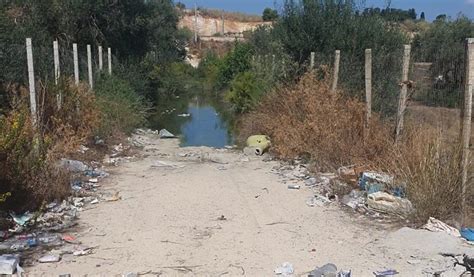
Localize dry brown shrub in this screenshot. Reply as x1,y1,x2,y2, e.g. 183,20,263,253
36,79,100,159
0,79,100,212
240,72,393,170
241,72,470,223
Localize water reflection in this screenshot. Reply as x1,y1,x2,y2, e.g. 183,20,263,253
148,94,234,148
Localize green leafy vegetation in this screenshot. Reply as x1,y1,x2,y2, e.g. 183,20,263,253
262,8,278,22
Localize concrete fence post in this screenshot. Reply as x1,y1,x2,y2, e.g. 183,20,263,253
332,50,341,92
53,40,60,85
108,47,112,75
310,52,315,70
365,49,373,138
73,43,79,85
53,40,62,109
87,44,93,89
461,38,474,225
26,38,37,126
98,45,103,71
395,44,411,143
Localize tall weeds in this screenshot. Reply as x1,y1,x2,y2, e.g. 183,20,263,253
0,79,99,211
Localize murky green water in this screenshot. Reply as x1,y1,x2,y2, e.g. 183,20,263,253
148,93,235,148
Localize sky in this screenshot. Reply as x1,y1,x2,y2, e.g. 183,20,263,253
178,0,474,21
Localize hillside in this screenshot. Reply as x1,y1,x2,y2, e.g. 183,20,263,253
179,9,271,37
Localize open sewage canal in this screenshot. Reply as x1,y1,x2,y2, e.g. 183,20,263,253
148,94,235,148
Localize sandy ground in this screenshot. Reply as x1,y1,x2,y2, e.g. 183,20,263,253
29,133,474,276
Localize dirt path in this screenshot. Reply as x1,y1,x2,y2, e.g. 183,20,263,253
30,133,473,276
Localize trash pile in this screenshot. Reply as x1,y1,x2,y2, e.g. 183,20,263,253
339,168,413,218
0,158,114,273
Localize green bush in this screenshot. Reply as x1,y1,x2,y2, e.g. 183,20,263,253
216,43,254,88
95,76,148,138
226,71,265,113
272,0,408,115
412,16,474,107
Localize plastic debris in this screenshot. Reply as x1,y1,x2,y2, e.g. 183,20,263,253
104,192,121,202
306,194,332,207
62,234,76,244
423,217,461,238
275,262,294,276
359,172,394,194
38,254,61,263
341,190,366,209
88,178,98,183
338,270,352,277
367,192,413,216
10,212,33,226
246,135,271,156
151,160,186,169
0,254,19,275
159,129,176,139
91,199,99,204
177,113,191,117
73,247,93,256
373,269,399,276
308,263,337,277
460,228,474,241
60,159,90,172
288,185,301,190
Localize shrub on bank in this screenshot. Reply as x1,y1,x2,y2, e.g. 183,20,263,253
0,80,99,212
240,73,467,223
94,75,149,138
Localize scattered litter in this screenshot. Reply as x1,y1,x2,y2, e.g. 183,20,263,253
246,135,271,156
338,270,352,277
159,129,176,139
217,215,227,221
460,228,474,241
359,172,402,196
73,247,93,256
60,159,90,172
10,212,33,226
91,199,99,205
288,185,301,190
423,217,461,238
367,192,413,216
85,169,109,178
88,178,98,183
104,192,121,202
177,113,191,117
373,269,399,276
151,160,185,169
62,234,76,244
306,194,332,207
341,190,366,209
38,254,61,263
0,254,19,275
305,177,318,187
308,263,337,277
274,262,294,276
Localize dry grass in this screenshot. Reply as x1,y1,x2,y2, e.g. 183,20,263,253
240,72,471,223
240,72,393,171
0,79,100,212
